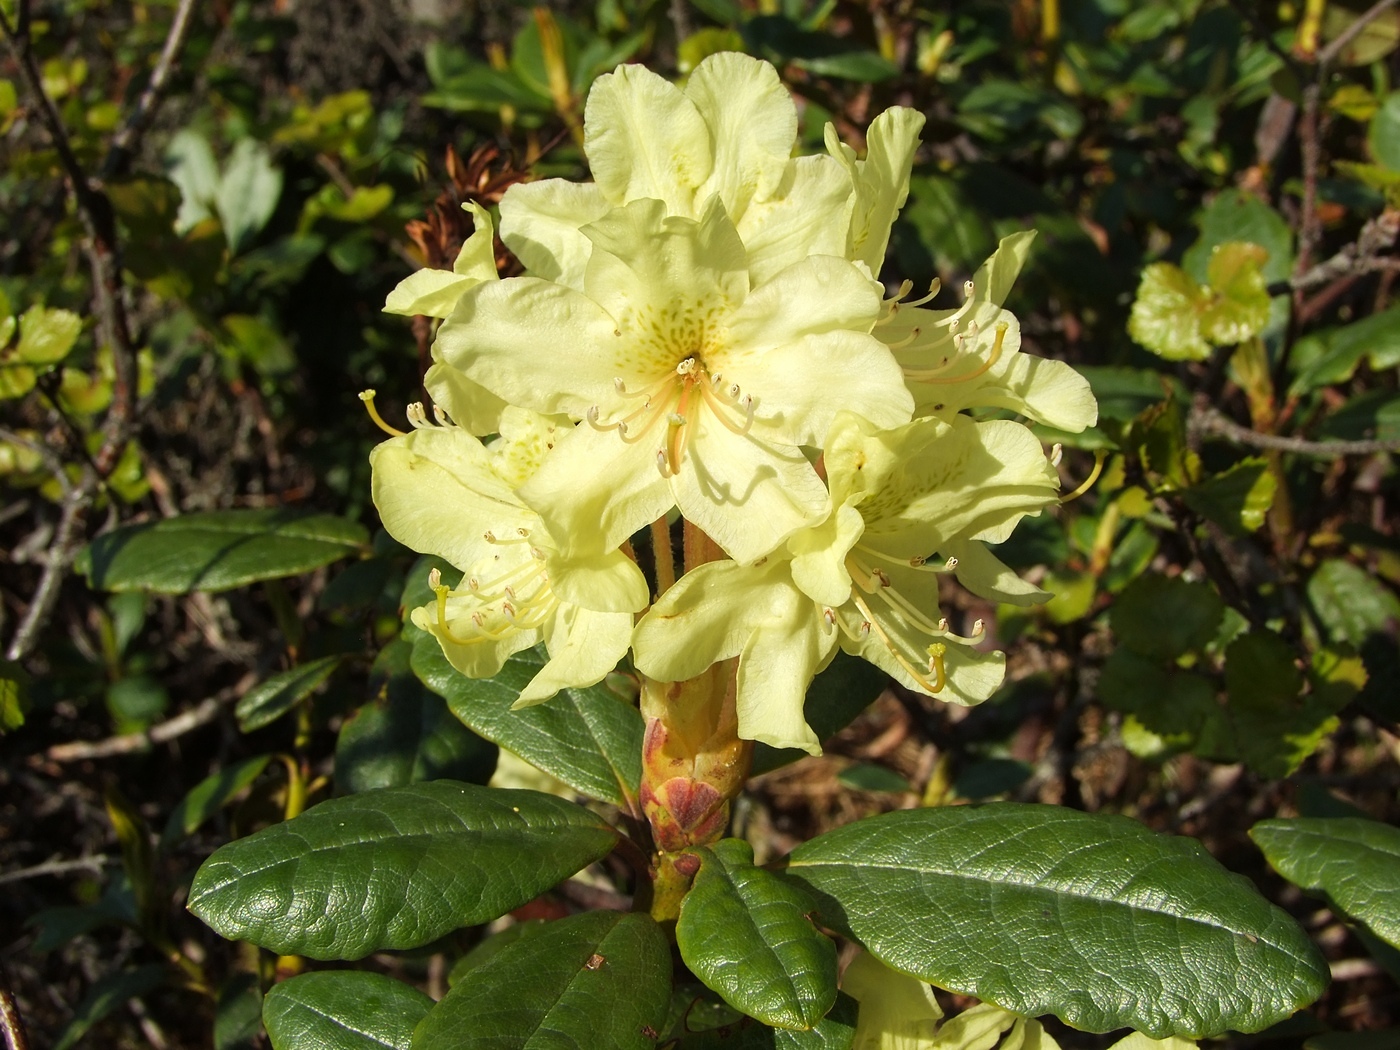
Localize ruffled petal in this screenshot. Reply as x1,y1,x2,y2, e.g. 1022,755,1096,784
384,201,498,317
674,413,829,563
583,63,712,216
438,276,622,418
515,605,635,705
423,361,507,436
544,547,650,614
789,500,864,609
519,420,674,557
838,107,925,275
737,155,854,287
686,51,797,222
946,537,1050,606
498,179,610,291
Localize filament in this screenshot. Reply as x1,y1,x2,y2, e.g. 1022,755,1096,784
903,322,1009,384
1060,449,1107,504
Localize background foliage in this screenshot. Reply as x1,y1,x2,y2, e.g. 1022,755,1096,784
1,0,1398,1047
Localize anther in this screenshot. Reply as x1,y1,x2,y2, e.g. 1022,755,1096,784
945,556,959,570
428,568,442,588
963,279,975,299
668,412,687,426
1050,443,1064,468
872,568,891,588
728,383,741,399
937,617,950,632
432,404,451,426
656,449,671,477
614,377,627,393
484,531,497,543
823,608,837,626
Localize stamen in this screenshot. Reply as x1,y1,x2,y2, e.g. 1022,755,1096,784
432,404,452,426
903,321,1009,385
849,591,944,694
359,390,406,437
883,327,922,351
1050,443,1064,468
1060,449,1107,504
656,448,672,477
406,402,433,429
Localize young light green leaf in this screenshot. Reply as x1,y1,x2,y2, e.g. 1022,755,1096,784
1128,263,1211,361
1307,559,1400,649
1180,458,1276,537
264,971,432,1050
1252,816,1400,950
1369,91,1400,170
81,510,369,594
188,781,618,960
412,634,642,807
678,839,838,1031
782,804,1327,1038
217,138,283,253
0,305,83,398
412,911,671,1050
1200,242,1271,345
161,755,271,846
236,655,343,732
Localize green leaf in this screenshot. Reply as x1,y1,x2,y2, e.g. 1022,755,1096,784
673,996,859,1049
782,804,1327,1038
1184,190,1294,286
412,634,642,807
836,763,911,793
161,755,271,847
901,175,997,279
264,971,432,1050
53,965,167,1050
0,305,83,398
1098,648,1216,757
1252,816,1400,949
1180,458,1276,537
1369,91,1400,170
81,510,369,594
1308,558,1400,649
1225,631,1302,713
1128,263,1211,361
336,639,496,793
791,51,898,82
752,651,889,774
1112,573,1225,660
678,840,838,1031
0,658,31,733
236,655,343,732
412,911,671,1050
1130,398,1201,492
1201,242,1271,345
217,138,283,253
1290,306,1400,393
215,973,263,1050
447,919,550,987
188,782,618,960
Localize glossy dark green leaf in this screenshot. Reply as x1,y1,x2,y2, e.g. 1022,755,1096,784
236,655,343,732
412,635,641,806
411,911,671,1050
188,782,618,960
1252,817,1400,949
215,972,263,1050
752,652,889,774
673,995,858,1049
1308,559,1400,649
53,964,167,1050
162,755,271,846
678,840,837,1031
836,764,911,794
1290,306,1400,394
1111,573,1224,660
264,971,432,1050
447,919,550,987
81,510,369,594
783,804,1327,1038
336,639,495,793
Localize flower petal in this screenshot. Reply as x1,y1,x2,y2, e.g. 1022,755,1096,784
946,538,1049,607
384,269,477,319
411,595,538,682
737,155,854,287
498,179,610,291
424,361,507,436
839,107,925,275
789,500,864,608
685,51,796,222
544,547,650,614
515,605,635,705
673,413,829,563
583,64,712,215
519,420,674,558
438,276,622,418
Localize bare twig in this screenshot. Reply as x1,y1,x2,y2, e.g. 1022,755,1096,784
0,983,29,1050
1195,406,1400,456
4,488,93,662
46,677,253,762
0,854,113,886
101,0,199,180
1269,211,1400,294
1317,0,1400,67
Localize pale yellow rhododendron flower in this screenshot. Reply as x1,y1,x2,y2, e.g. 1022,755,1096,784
438,195,913,563
369,406,647,705
633,411,1060,751
879,232,1098,433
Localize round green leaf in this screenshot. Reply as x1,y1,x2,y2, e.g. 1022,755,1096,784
82,509,369,594
1111,573,1224,660
1252,816,1400,950
413,634,641,806
1307,559,1400,649
678,840,838,1031
236,655,343,732
264,971,432,1050
782,804,1327,1038
1128,263,1210,361
412,911,671,1050
188,782,618,960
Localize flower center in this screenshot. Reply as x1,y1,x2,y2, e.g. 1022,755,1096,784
427,531,558,643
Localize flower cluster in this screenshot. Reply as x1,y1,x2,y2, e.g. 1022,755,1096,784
372,52,1096,754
